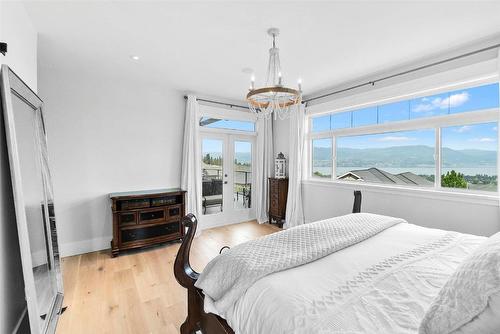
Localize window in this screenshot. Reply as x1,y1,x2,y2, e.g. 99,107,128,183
337,129,435,187
441,122,497,192
199,117,255,132
308,82,499,194
378,101,409,124
312,138,332,178
310,83,499,133
331,112,351,129
312,115,330,132
352,107,377,127
410,92,449,119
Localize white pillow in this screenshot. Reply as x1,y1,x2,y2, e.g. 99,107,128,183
419,231,500,334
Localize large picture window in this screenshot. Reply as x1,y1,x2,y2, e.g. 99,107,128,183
337,129,435,187
312,138,332,178
308,82,499,194
441,122,497,192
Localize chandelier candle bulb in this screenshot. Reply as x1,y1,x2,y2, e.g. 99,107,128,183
246,28,302,119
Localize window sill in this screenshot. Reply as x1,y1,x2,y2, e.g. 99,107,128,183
302,179,500,206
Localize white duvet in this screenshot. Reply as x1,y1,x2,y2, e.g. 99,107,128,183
205,222,485,334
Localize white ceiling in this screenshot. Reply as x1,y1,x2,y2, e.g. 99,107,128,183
24,1,500,101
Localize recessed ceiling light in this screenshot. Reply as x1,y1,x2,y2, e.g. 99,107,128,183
130,55,140,61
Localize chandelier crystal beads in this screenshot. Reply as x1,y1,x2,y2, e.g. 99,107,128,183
246,28,302,120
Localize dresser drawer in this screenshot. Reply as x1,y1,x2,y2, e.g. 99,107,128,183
138,208,166,224
118,212,137,227
166,205,182,219
121,222,180,243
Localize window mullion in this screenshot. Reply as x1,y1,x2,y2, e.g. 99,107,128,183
435,127,442,189
332,135,336,180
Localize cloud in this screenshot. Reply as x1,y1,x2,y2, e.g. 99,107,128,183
493,126,498,131
376,136,416,142
412,92,470,113
449,92,470,107
454,125,472,133
470,137,496,143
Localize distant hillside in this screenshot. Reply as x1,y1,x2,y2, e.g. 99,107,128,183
205,152,251,164
313,145,496,167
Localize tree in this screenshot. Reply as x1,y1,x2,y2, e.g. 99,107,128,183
441,170,467,189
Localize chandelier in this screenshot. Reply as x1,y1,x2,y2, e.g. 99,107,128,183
246,28,302,120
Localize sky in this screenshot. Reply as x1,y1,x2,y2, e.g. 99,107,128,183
313,83,499,151
202,138,252,157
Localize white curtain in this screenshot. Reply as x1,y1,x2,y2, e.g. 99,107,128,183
284,103,305,228
255,115,274,223
181,95,202,220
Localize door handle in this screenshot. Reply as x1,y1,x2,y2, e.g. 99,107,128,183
224,181,228,184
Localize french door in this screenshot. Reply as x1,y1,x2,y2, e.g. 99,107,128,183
200,132,256,227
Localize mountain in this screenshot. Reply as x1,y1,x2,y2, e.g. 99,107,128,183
313,145,496,167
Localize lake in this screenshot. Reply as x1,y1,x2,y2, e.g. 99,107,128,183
315,166,498,177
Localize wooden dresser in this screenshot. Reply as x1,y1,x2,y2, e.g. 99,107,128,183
110,188,186,257
269,178,288,227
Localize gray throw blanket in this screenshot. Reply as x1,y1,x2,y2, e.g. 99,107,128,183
195,213,406,315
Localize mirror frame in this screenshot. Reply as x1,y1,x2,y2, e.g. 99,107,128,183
0,65,63,334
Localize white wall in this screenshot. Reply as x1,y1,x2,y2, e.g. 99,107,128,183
0,2,38,91
0,2,38,333
302,182,500,236
273,117,289,163
38,69,185,256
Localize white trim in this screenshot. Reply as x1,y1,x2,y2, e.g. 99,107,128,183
302,179,500,206
200,127,256,137
435,127,442,188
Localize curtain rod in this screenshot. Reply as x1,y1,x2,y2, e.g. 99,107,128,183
183,95,250,110
304,43,500,104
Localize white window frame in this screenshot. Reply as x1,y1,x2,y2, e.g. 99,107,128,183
305,79,500,201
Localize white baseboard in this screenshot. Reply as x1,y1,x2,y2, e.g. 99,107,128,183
59,236,111,257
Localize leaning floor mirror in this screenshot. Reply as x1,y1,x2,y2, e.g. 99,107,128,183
0,65,63,333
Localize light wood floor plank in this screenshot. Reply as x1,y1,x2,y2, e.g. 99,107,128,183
56,220,280,333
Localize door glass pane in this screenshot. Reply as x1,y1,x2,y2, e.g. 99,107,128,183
202,139,223,215
234,141,252,209
312,138,332,178
441,122,497,192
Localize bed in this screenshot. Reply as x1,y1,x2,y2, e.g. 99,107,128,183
173,194,495,334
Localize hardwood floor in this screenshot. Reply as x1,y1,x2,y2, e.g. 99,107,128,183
56,220,280,334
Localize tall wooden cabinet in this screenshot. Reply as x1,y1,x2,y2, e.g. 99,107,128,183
110,188,186,257
269,178,288,227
